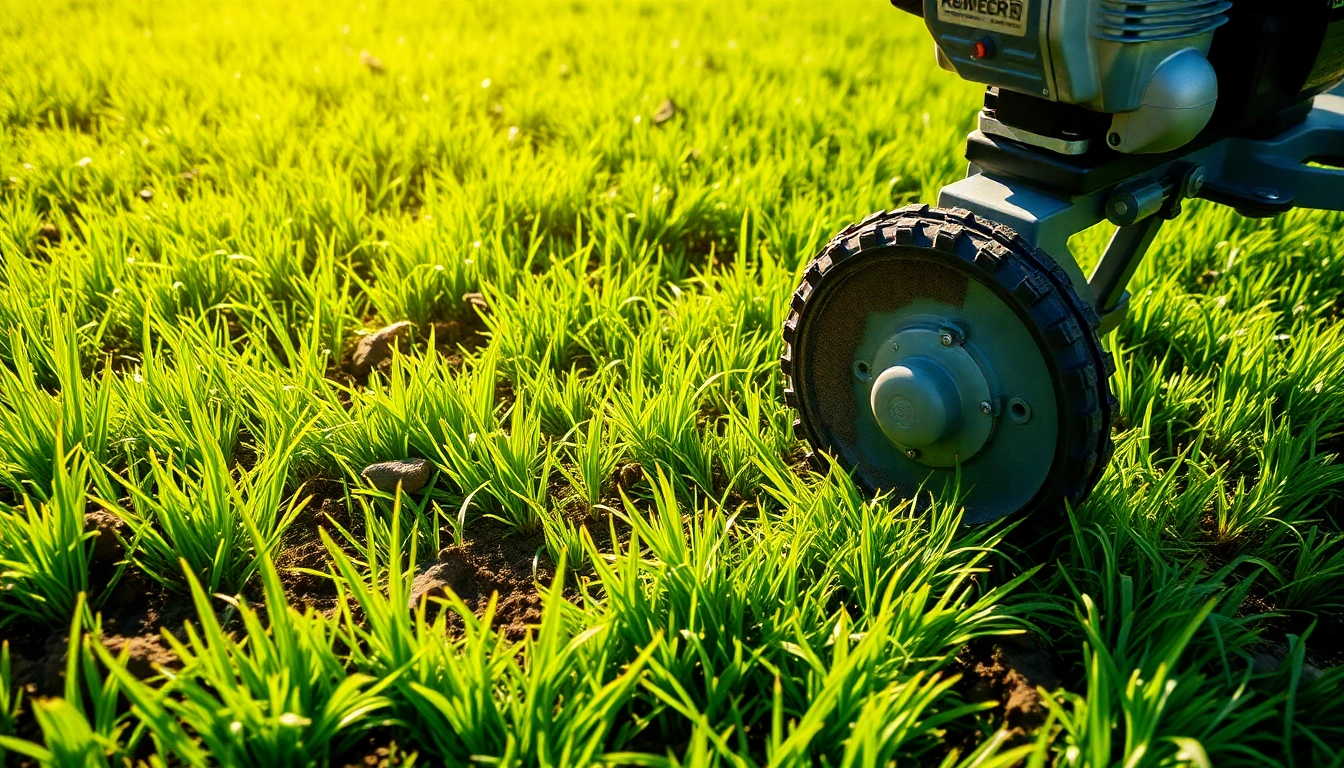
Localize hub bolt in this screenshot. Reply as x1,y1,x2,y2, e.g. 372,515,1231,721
905,448,919,459
937,322,966,347
979,400,993,415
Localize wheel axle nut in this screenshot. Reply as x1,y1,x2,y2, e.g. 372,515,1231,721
979,400,992,415
870,359,961,449
905,448,919,459
940,332,954,347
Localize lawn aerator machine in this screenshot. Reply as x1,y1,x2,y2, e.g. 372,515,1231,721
782,0,1344,522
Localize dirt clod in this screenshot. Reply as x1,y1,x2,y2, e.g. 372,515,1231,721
362,458,433,493
37,223,60,243
138,188,153,201
408,519,548,641
101,633,179,679
653,98,678,124
359,50,385,74
336,730,417,767
84,508,127,569
1250,651,1281,676
615,462,643,490
348,321,413,376
961,635,1059,741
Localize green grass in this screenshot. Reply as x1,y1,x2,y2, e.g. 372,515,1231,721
0,0,1342,764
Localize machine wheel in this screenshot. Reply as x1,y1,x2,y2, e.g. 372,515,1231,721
780,205,1117,524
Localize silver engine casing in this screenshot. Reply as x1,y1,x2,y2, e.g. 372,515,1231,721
927,0,1228,154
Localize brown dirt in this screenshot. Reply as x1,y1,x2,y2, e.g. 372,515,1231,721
6,633,70,702
84,506,128,572
95,569,194,672
232,431,259,472
275,479,359,616
570,505,633,561
333,728,420,767
784,447,818,481
429,314,488,365
4,564,192,746
958,634,1060,744
411,516,550,642
101,632,179,679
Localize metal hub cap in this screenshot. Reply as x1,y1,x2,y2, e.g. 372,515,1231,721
870,359,958,448
861,326,993,468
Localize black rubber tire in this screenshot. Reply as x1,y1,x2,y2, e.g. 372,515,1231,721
780,204,1118,520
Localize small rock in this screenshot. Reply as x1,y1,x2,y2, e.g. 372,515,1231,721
616,463,643,488
407,558,475,611
359,50,385,74
180,168,198,182
348,320,413,376
462,292,488,311
37,222,60,243
84,508,127,568
361,458,433,493
101,633,178,679
1250,652,1281,676
138,188,153,202
1302,663,1324,685
1248,645,1325,684
653,98,678,125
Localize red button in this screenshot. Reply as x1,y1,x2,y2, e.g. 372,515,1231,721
972,39,995,60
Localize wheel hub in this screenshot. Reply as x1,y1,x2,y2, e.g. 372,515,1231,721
860,326,994,468
870,359,958,448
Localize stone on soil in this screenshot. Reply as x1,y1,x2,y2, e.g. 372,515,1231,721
407,558,477,611
653,97,677,124
361,457,433,493
348,320,413,376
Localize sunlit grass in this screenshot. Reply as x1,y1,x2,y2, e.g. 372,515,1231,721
0,0,1341,764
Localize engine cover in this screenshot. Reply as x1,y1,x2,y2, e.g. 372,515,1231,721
915,0,1344,154
926,0,1238,153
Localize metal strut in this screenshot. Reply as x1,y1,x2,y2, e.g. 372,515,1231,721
941,89,1344,336
1088,216,1163,335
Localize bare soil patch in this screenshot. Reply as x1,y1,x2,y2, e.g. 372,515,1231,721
958,634,1061,744
411,516,550,642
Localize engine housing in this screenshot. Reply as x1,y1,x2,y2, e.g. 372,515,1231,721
916,0,1344,155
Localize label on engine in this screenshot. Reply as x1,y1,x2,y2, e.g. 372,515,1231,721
937,0,1028,37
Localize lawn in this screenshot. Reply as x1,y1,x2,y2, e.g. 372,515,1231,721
1,0,1343,765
